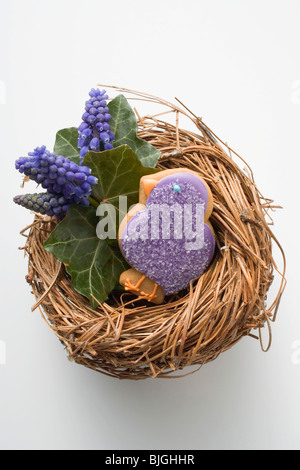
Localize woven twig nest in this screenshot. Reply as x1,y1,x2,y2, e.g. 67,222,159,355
20,87,286,379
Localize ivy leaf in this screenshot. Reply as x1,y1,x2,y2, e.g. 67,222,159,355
43,205,128,308
53,127,80,163
44,146,160,306
83,144,160,217
108,94,160,168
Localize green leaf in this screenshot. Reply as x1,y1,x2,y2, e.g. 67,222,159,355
43,205,128,307
53,127,80,163
83,144,160,212
44,145,160,306
108,94,160,168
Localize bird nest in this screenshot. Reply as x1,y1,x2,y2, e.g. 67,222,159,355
20,87,286,379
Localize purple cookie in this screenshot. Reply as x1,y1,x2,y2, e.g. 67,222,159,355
120,172,215,295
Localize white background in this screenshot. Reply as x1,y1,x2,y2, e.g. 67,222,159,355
0,0,299,450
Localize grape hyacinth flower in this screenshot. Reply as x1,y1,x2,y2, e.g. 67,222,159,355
77,88,115,160
15,145,97,203
13,192,74,218
14,146,98,218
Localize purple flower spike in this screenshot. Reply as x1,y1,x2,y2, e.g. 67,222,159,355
77,87,115,161
14,146,98,218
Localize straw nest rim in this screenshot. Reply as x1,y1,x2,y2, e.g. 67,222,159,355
20,86,287,380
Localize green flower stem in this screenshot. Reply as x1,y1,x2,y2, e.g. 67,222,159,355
88,196,100,209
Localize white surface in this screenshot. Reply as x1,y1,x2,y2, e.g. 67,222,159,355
1,0,299,450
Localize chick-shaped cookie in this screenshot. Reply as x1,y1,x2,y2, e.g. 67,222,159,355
118,169,215,304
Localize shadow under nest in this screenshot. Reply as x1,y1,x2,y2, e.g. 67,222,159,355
20,87,286,380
